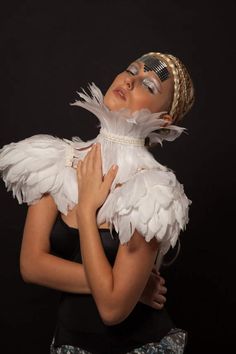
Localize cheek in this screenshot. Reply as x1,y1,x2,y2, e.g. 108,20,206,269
109,73,124,87
135,89,167,113
131,90,158,111
104,74,123,97
103,75,124,109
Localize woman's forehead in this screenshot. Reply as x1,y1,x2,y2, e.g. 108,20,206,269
133,54,170,82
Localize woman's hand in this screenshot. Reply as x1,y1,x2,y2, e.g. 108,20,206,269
76,143,118,213
139,268,167,310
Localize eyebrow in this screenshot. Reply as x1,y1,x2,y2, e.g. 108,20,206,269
133,61,162,93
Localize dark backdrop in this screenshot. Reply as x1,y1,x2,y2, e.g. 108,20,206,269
0,1,235,353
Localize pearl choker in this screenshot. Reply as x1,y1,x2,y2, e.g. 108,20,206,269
99,128,145,147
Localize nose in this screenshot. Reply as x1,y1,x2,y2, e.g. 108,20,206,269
124,75,135,90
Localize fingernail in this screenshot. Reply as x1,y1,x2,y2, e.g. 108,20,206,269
112,164,118,170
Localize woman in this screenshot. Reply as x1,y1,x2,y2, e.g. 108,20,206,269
0,51,194,353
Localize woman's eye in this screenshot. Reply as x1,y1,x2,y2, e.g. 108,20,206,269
143,79,155,94
125,66,138,76
147,86,154,94
125,69,134,75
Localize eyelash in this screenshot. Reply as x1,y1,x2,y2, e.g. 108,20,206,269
143,79,155,94
125,68,136,75
125,67,155,94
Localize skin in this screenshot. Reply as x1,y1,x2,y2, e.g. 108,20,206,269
20,58,172,325
104,60,174,124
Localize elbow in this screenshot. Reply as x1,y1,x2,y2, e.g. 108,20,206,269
20,267,31,283
20,262,31,283
102,311,129,326
20,256,37,284
102,317,124,327
96,292,139,326
100,304,131,326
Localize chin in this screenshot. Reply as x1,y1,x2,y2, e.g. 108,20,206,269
104,97,124,112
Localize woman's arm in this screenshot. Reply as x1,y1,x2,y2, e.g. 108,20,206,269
20,194,91,294
76,143,161,325
77,206,159,325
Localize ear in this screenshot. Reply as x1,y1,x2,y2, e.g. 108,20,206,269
160,113,173,127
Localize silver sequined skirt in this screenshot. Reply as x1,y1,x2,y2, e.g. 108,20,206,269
50,327,187,353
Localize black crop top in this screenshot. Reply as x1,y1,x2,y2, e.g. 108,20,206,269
50,215,174,354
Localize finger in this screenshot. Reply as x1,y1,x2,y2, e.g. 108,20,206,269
102,165,118,191
85,144,96,172
162,286,168,294
151,267,158,275
148,298,164,310
158,285,168,295
151,271,159,278
94,143,103,176
81,144,95,176
154,294,167,304
77,143,93,152
156,279,167,290
152,302,164,310
158,276,165,285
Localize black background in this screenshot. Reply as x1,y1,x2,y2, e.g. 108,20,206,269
0,1,235,353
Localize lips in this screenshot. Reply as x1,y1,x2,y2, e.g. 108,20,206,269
113,87,127,101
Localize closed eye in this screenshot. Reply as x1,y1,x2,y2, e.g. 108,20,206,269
143,78,157,94
125,64,139,76
125,68,135,75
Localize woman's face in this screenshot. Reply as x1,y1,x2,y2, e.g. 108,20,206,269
104,60,174,114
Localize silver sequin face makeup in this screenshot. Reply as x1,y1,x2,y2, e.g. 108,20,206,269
125,63,161,94
137,54,170,82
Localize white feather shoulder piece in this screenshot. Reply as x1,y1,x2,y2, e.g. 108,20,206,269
97,168,191,257
0,134,79,214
